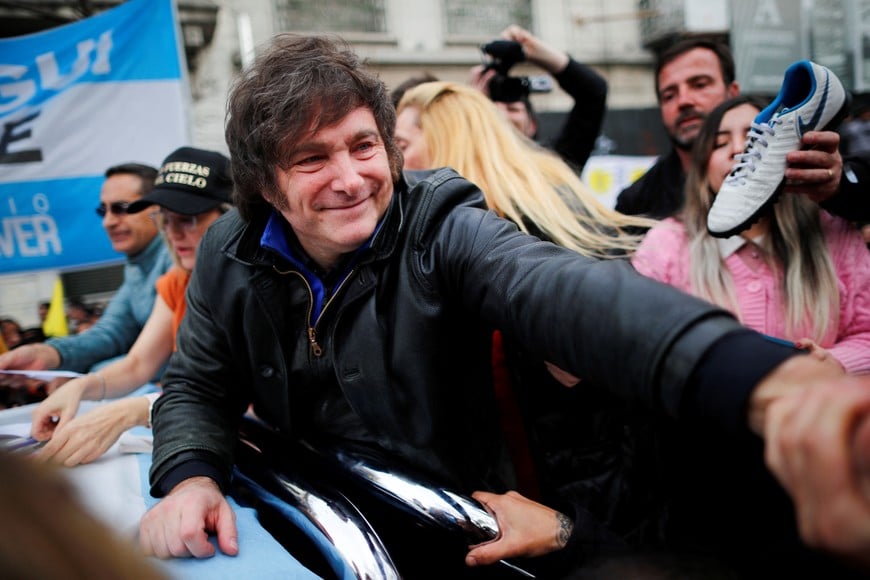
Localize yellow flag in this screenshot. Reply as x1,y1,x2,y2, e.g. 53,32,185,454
42,278,69,338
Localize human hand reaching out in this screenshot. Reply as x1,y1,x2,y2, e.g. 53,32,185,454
794,337,845,373
465,490,572,567
0,343,60,388
499,25,568,75
35,396,148,466
764,374,870,570
0,342,60,372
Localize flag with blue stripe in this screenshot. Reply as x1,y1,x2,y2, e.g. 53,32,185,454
0,0,189,272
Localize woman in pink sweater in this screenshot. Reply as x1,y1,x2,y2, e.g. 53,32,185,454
632,96,870,373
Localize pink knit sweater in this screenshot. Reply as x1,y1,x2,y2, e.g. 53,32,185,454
632,213,870,374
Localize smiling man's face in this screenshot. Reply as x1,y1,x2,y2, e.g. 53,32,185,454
99,174,159,257
273,107,394,271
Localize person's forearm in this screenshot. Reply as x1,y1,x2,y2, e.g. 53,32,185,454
97,354,160,400
121,395,151,430
79,372,106,401
554,58,607,102
48,321,138,373
47,284,142,372
551,58,607,170
87,396,151,431
534,49,569,75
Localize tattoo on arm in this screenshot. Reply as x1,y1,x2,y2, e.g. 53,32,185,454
556,512,573,548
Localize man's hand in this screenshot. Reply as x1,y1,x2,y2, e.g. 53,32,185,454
499,25,568,75
793,337,845,374
139,476,238,559
0,344,61,388
784,130,843,204
0,342,60,371
764,375,870,569
465,490,571,567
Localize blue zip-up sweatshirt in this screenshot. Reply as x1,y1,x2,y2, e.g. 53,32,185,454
47,236,172,373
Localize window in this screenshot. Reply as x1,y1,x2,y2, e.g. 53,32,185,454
443,0,531,38
275,0,387,33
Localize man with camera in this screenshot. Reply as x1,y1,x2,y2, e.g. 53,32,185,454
470,25,607,173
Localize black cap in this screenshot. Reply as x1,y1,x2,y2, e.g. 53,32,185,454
127,147,232,215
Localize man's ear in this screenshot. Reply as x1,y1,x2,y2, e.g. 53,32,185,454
728,81,741,99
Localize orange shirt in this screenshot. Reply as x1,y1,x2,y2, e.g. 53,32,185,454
155,266,191,351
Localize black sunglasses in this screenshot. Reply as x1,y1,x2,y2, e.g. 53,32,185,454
95,201,132,217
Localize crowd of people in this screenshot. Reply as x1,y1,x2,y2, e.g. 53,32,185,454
1,300,105,352
0,299,109,408
1,26,869,580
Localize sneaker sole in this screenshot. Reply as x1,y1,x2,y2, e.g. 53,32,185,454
707,91,853,238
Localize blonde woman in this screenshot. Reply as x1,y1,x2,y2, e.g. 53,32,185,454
30,147,233,466
633,96,870,373
397,80,669,569
396,81,655,258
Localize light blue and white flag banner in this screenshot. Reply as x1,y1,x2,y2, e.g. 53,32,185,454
0,0,190,273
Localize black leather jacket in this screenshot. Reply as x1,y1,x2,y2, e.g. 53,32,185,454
615,148,685,219
151,168,745,495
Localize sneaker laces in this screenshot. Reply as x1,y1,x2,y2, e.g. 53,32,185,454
724,121,777,186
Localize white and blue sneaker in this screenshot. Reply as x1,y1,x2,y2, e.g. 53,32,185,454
707,60,850,238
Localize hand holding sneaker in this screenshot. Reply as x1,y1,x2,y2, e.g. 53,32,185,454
633,94,870,376
707,60,850,238
783,129,843,203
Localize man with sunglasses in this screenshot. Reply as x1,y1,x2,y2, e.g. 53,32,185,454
0,163,172,380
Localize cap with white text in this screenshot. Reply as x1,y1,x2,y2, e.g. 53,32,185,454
127,147,232,215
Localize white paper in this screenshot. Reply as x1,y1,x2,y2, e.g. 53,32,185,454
0,369,83,381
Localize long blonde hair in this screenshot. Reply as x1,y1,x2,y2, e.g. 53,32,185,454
397,82,655,258
683,96,839,340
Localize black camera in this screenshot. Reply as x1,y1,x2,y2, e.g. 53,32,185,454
480,40,553,103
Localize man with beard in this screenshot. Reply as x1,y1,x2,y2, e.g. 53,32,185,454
615,38,862,220
617,39,737,219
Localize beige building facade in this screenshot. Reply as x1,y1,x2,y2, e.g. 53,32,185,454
187,0,663,153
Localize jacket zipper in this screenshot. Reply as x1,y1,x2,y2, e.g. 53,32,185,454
273,265,357,358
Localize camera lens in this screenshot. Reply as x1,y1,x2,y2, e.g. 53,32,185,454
489,76,530,103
